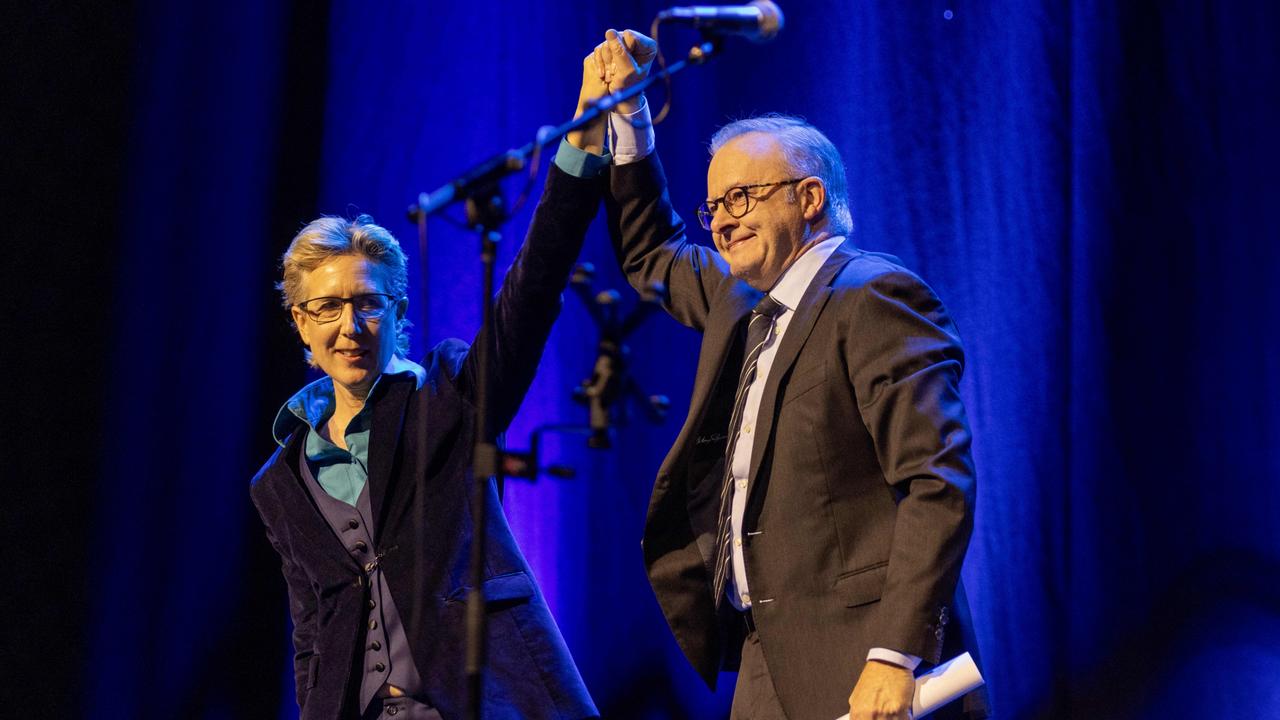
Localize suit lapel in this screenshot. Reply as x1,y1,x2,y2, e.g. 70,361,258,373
682,283,762,449
746,243,859,483
367,377,413,543
273,428,360,569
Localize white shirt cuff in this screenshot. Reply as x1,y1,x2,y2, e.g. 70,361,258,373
866,648,922,671
608,96,655,165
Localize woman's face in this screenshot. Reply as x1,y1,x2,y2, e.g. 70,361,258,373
289,255,403,399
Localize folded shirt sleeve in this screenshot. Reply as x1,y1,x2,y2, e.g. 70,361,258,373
867,647,923,671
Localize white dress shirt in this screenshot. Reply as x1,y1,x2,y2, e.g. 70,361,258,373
725,236,843,613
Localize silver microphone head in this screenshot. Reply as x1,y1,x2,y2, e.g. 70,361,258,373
749,0,784,42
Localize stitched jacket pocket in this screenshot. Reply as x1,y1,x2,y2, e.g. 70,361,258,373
834,562,889,608
445,571,536,611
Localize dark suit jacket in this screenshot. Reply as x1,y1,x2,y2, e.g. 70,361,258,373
250,166,601,720
605,154,986,719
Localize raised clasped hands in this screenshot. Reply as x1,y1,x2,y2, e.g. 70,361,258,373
569,29,657,151
595,29,657,112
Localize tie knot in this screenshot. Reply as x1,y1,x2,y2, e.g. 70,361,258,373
752,294,785,320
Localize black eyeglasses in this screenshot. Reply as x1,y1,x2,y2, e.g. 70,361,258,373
696,178,805,231
294,293,401,324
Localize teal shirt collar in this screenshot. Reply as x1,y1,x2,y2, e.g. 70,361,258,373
271,355,426,448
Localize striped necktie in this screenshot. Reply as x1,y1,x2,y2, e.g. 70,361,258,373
712,293,785,609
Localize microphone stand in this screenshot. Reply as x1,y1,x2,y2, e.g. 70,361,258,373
568,263,671,449
406,37,722,720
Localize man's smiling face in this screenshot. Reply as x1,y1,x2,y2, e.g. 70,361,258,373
705,132,811,291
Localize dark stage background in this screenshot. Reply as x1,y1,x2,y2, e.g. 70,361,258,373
8,1,1279,718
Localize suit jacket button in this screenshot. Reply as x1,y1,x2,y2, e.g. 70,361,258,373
369,619,378,630
371,640,382,651
353,540,368,553
348,519,360,530
374,662,386,672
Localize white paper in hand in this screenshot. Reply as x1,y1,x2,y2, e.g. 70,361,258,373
835,652,984,720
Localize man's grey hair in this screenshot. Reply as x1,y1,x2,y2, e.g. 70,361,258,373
709,114,853,236
278,214,411,363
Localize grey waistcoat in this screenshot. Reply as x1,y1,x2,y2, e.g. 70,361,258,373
298,444,426,712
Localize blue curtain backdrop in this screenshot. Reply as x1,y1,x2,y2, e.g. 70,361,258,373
57,1,1279,718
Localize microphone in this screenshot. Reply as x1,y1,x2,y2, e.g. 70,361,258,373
656,1,784,43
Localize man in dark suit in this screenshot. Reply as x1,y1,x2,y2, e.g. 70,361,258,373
562,31,986,720
249,60,614,720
